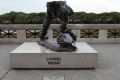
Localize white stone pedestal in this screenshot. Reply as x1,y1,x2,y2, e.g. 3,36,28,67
10,42,98,69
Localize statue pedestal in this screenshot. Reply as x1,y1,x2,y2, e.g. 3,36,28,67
10,42,98,69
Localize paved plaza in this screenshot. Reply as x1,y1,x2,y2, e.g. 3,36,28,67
0,43,120,80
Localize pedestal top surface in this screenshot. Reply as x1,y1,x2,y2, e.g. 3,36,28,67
10,42,97,54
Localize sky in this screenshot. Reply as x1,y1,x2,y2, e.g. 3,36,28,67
0,0,120,14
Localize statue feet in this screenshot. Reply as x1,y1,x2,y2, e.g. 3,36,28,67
40,37,48,41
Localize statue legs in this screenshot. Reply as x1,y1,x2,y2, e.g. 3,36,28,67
59,16,68,33
40,13,52,39
40,16,68,39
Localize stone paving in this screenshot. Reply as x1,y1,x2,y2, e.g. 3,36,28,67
0,43,120,80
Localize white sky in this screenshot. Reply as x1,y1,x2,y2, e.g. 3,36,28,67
0,0,120,14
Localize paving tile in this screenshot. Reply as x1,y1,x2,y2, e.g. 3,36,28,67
95,64,120,80
43,75,64,80
0,44,19,79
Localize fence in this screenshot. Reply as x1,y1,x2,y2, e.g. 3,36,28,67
0,24,120,43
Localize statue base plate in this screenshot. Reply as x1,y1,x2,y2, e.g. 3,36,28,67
10,42,98,69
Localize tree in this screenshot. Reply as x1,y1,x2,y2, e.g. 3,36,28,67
1,11,120,24
15,13,28,24
3,11,19,23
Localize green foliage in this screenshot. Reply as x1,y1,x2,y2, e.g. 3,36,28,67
1,11,120,24
15,13,28,24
